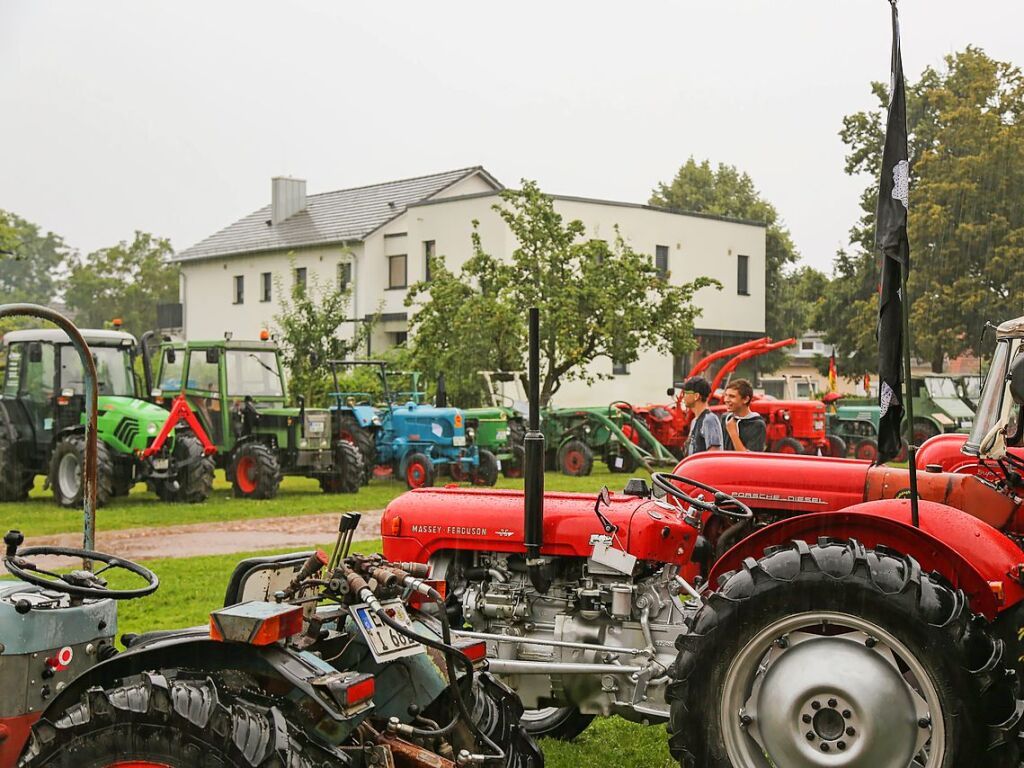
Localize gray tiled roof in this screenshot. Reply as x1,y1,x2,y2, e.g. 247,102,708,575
173,166,501,262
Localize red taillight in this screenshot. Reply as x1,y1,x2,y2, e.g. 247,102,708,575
209,602,303,645
461,641,488,663
389,515,402,536
345,675,376,706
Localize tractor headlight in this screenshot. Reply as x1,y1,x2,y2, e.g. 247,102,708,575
147,422,158,435
372,417,381,426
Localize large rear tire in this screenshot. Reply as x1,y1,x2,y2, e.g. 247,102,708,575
319,440,364,494
50,434,114,508
0,432,31,502
854,437,879,462
337,414,376,485
557,439,593,476
230,442,281,500
155,433,215,503
913,418,941,446
20,672,323,768
825,434,847,458
666,539,1023,767
472,449,499,486
519,705,595,741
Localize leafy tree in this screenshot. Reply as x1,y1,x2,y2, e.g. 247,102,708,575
832,47,1024,372
0,210,70,305
408,181,718,406
650,158,799,368
775,265,830,345
64,232,179,337
272,259,372,405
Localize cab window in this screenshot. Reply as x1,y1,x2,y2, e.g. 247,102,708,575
158,349,185,392
186,350,221,394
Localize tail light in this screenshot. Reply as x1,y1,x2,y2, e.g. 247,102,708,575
344,674,376,707
209,602,303,645
456,640,488,666
388,515,402,536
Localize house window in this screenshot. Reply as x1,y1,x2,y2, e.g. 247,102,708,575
612,360,629,375
424,240,435,281
389,331,408,347
338,262,352,292
233,275,244,304
260,272,272,302
294,267,307,293
389,254,407,289
801,340,815,351
655,245,669,278
737,254,749,295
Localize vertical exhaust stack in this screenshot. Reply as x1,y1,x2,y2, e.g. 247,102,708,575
524,307,549,593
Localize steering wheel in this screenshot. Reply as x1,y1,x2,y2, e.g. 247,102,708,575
651,472,753,522
3,546,159,600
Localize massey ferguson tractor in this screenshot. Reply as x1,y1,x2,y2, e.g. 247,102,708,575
381,308,1024,767
0,304,539,768
0,327,215,506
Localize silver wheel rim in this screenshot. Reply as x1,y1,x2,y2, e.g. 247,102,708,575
721,610,945,767
58,452,81,498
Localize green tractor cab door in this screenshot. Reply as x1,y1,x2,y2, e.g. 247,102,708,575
4,340,56,452
181,346,227,445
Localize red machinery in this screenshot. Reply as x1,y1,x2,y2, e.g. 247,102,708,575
627,337,833,456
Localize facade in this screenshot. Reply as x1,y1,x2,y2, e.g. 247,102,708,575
172,167,767,406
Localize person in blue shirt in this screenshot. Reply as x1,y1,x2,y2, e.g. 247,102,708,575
682,375,723,456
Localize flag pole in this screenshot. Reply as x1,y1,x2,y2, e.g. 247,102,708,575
901,259,920,527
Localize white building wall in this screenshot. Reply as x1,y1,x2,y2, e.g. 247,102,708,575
180,184,766,407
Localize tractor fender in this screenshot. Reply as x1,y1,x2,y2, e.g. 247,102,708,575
38,632,367,737
707,499,1024,619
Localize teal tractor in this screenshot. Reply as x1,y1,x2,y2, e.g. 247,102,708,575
0,327,215,506
151,337,363,499
329,360,498,489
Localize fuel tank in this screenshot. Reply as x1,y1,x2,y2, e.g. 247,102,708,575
381,486,694,565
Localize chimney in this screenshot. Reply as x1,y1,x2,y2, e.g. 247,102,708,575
271,177,307,225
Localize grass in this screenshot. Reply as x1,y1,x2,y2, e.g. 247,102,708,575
0,466,631,538
4,539,671,768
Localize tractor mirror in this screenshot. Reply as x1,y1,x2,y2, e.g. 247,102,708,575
666,387,675,397
1009,353,1024,405
596,485,611,508
205,348,221,364
166,349,176,364
27,343,42,363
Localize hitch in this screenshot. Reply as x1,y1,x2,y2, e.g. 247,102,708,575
141,395,216,458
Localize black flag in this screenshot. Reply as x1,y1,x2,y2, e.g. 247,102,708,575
875,0,910,464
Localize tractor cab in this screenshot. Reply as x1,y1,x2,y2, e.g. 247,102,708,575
966,318,1024,461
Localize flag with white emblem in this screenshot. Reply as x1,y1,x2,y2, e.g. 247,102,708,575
875,0,910,464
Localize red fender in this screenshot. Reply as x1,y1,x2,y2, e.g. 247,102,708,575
0,712,39,768
708,499,1024,620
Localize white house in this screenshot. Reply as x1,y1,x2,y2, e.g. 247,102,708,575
172,166,767,406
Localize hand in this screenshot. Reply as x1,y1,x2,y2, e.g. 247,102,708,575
726,419,739,439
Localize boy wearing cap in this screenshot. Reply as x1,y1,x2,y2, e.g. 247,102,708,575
682,375,722,456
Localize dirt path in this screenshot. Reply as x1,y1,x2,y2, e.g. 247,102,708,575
33,510,384,565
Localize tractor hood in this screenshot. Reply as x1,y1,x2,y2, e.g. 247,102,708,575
94,396,178,451
381,486,692,565
387,403,467,440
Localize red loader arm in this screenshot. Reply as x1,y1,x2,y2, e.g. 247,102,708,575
141,394,217,457
687,336,770,379
708,338,796,396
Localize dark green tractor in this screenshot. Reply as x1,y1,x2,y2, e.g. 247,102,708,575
0,328,215,506
152,338,363,499
458,371,528,479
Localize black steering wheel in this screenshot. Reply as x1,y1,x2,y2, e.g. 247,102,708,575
4,546,159,600
651,472,753,522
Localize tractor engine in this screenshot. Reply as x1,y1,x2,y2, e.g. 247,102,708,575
436,542,692,722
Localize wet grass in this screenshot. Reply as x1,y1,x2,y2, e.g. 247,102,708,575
0,466,631,538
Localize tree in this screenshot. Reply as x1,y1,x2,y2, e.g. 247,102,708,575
64,232,179,337
272,259,371,405
650,158,800,368
832,47,1024,372
0,210,70,305
407,181,718,406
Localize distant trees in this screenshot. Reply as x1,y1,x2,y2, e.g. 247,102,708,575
0,210,70,306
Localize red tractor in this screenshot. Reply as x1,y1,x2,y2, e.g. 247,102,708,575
380,310,1024,766
626,337,835,456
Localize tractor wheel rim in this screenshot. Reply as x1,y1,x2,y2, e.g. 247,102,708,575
565,450,583,471
407,463,425,487
58,452,81,497
721,610,943,767
236,456,257,493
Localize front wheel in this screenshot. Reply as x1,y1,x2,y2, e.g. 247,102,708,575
402,451,435,489
230,442,281,499
319,440,364,494
825,434,847,458
49,435,114,508
667,540,1023,767
770,436,804,454
472,449,499,486
557,439,593,476
519,705,594,741
855,437,879,462
154,433,215,503
20,672,323,768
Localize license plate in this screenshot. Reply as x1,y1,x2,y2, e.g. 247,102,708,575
452,436,466,447
496,430,507,441
350,599,425,663
308,421,325,434
153,457,169,471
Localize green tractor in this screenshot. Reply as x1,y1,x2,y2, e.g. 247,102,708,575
0,328,216,506
457,371,528,479
151,337,363,499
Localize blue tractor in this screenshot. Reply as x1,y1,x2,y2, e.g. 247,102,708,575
328,360,498,489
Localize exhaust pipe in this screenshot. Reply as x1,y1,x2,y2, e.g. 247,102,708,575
524,307,549,593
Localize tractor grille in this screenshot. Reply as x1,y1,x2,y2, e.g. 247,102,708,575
114,417,140,446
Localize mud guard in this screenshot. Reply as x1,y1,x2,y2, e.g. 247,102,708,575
708,499,1024,619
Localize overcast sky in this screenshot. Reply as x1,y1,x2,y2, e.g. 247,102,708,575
2,1,1022,274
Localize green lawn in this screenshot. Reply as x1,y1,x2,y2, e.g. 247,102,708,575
85,542,673,768
0,467,631,538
